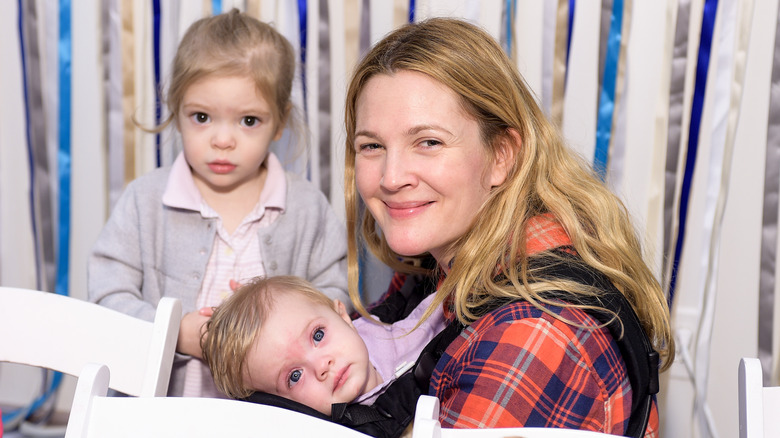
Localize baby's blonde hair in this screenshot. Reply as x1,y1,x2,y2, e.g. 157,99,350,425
202,276,333,399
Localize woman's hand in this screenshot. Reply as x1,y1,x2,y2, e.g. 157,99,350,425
176,307,214,358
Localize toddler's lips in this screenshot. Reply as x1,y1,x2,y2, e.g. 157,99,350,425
208,162,236,174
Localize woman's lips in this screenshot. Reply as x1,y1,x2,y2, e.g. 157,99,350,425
384,200,433,219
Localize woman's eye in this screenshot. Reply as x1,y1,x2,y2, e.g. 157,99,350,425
242,116,259,127
420,139,442,148
313,328,325,344
193,113,209,124
288,369,302,388
358,143,382,152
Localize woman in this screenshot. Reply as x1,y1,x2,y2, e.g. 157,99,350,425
343,17,673,436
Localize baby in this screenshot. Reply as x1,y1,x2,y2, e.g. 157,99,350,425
201,275,445,415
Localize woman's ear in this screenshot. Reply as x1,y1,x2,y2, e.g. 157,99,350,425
489,128,520,187
333,299,356,328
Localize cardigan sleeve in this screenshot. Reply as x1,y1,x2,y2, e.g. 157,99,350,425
87,179,157,322
430,301,651,435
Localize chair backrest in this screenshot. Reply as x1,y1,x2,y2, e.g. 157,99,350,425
738,357,780,438
0,286,180,397
412,395,623,438
65,363,375,438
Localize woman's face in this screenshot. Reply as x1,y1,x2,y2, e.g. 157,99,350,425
354,71,508,267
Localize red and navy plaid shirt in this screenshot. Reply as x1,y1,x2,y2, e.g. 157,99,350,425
379,214,659,436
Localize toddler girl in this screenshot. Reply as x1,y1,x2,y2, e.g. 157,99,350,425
88,10,348,397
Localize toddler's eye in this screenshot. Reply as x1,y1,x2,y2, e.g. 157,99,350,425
242,116,259,127
313,328,325,344
288,369,302,388
193,112,209,124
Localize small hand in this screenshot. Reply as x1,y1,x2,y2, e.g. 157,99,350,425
177,310,211,359
229,279,241,291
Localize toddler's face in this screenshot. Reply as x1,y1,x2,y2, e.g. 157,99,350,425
243,293,380,415
177,74,283,197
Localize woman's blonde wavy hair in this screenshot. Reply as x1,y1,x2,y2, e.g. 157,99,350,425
343,17,674,370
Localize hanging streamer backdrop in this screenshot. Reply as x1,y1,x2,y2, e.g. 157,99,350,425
1,0,779,436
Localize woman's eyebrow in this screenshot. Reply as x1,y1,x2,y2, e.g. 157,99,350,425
406,124,453,136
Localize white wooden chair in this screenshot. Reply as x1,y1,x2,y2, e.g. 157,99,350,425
0,286,181,397
411,395,622,438
738,357,780,437
64,363,374,437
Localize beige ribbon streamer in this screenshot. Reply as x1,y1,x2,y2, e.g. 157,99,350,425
344,0,360,74
646,0,680,272
246,0,262,19
551,0,569,127
121,0,136,184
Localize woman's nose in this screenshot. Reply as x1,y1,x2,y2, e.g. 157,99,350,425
380,148,415,191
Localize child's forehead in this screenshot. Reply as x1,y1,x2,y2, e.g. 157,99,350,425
262,291,334,323
274,288,333,308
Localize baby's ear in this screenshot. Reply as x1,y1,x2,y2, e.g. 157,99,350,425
333,299,355,328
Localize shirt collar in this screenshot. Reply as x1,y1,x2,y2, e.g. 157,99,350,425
161,151,287,213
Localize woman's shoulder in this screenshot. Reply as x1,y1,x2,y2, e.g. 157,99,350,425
432,299,634,432
447,299,626,392
467,298,605,332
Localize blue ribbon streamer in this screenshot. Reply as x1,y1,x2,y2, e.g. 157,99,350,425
298,0,308,114
409,0,415,22
56,0,71,299
153,0,161,167
212,0,222,15
566,0,576,86
593,0,623,179
504,0,516,55
1,371,63,424
667,0,719,310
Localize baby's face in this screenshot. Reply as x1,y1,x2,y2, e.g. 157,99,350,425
243,293,380,415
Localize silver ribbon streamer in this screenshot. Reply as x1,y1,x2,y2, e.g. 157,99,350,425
318,0,332,196
759,1,780,385
103,0,125,210
22,0,56,292
598,0,613,88
663,0,691,287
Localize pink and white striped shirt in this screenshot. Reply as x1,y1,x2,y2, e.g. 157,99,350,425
163,152,287,397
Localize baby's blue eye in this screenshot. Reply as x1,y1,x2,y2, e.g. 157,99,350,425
313,328,324,343
288,369,302,388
